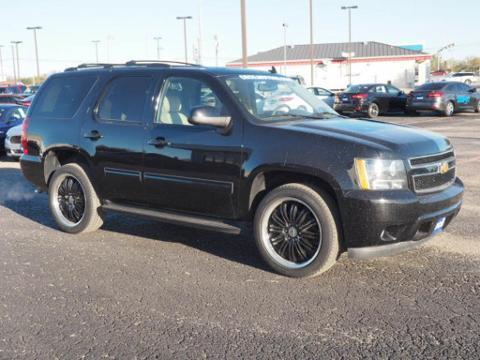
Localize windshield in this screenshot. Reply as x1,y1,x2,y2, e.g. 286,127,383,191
224,75,337,121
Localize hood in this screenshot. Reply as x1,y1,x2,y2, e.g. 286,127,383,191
6,124,22,136
272,117,451,158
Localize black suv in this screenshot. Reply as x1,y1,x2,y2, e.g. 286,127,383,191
336,83,408,118
20,61,463,278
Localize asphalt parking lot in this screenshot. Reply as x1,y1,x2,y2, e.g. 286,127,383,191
0,113,479,359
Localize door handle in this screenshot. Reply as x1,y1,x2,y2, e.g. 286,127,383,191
83,130,103,140
148,137,168,148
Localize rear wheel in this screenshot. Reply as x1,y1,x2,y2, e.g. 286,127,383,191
443,101,455,117
254,183,340,278
475,100,480,113
367,103,380,118
49,163,104,234
405,109,418,116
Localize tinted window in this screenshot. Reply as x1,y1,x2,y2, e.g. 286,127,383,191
416,83,446,91
345,85,371,93
156,77,228,126
98,76,153,122
32,76,96,118
371,85,387,93
387,85,401,95
315,87,332,96
452,73,474,77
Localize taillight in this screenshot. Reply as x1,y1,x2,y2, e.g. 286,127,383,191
21,116,30,155
278,96,294,102
428,90,444,98
351,93,368,100
407,91,414,97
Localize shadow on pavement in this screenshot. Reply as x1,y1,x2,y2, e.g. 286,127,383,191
0,164,269,273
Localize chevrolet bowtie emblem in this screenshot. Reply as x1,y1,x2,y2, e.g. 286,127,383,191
439,162,450,174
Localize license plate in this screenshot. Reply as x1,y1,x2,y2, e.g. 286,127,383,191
416,96,424,100
342,97,349,103
433,217,446,234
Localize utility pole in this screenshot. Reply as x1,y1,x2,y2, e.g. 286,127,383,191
91,40,100,63
282,23,288,75
176,16,193,63
341,5,358,86
0,45,4,82
309,0,314,85
436,43,455,71
198,0,203,64
26,26,42,84
11,45,17,83
240,0,248,68
154,36,162,59
11,41,22,81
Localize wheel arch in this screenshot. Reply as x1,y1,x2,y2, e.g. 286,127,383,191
43,146,94,187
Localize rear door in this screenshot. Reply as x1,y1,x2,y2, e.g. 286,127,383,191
143,72,243,218
386,85,406,111
369,85,389,112
80,74,155,203
453,83,472,110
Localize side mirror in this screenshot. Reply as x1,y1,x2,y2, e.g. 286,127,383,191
189,106,231,128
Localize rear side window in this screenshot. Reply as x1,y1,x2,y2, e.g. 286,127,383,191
97,76,153,123
31,76,96,118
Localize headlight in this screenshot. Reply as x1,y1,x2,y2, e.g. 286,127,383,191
354,158,407,190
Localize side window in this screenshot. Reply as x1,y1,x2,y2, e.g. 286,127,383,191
31,76,97,118
373,85,387,93
316,88,331,96
97,76,153,123
10,108,25,121
387,86,400,95
156,77,228,126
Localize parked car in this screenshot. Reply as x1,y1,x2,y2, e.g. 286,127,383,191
406,81,480,116
335,83,407,118
0,84,27,95
307,86,336,108
0,104,27,153
17,95,35,107
5,124,23,159
20,62,463,278
444,72,478,85
0,94,22,104
21,85,41,97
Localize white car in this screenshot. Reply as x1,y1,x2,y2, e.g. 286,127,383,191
444,72,478,85
5,124,23,159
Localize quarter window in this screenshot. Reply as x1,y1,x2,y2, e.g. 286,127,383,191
387,86,400,95
156,77,228,125
97,76,153,123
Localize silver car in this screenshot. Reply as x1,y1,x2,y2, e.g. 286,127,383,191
5,124,23,159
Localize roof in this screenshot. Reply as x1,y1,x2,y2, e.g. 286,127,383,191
229,41,428,64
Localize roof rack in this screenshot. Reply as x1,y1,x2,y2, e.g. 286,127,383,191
64,63,122,72
125,60,201,67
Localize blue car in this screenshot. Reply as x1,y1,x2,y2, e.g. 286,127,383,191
0,104,27,153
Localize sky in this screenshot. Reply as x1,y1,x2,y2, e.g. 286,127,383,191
0,0,479,79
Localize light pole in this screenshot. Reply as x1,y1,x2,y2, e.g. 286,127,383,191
0,45,4,82
11,45,16,83
11,41,22,81
240,0,248,68
214,35,219,66
282,23,288,75
341,5,358,86
176,16,193,63
91,40,100,63
309,0,314,85
154,36,162,59
26,26,42,84
436,43,455,71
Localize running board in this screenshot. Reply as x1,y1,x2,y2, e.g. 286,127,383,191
102,201,245,235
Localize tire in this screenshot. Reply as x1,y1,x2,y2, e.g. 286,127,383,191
367,103,380,118
254,183,340,278
405,109,418,116
475,100,480,113
49,163,104,234
443,101,455,117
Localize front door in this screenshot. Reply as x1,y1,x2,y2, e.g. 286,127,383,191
80,74,155,203
143,73,243,218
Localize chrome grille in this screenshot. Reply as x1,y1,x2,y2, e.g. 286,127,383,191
409,149,456,193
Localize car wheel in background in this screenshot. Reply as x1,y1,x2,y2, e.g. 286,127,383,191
405,109,418,116
443,101,455,117
254,183,340,278
367,103,380,118
49,163,104,234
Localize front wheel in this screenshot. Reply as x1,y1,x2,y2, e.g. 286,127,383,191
49,163,104,234
254,183,340,278
367,103,380,118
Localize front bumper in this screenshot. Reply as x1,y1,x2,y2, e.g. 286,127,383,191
5,139,22,158
340,178,464,258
